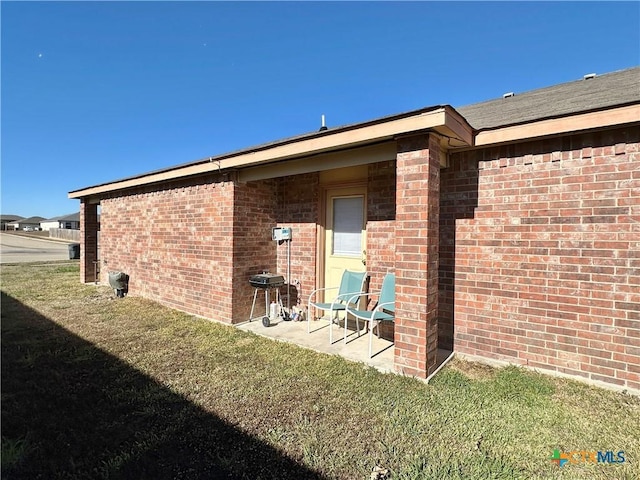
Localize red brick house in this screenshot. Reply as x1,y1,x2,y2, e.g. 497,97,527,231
70,67,640,391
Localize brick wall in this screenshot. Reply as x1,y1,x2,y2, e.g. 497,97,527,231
232,180,278,322
367,161,397,288
275,173,319,310
100,177,238,322
446,126,640,391
99,173,319,324
394,134,441,378
366,161,397,339
440,153,479,350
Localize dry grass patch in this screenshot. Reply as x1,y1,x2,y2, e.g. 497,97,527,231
446,357,497,381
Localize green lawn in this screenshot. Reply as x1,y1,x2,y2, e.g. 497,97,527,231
2,263,638,479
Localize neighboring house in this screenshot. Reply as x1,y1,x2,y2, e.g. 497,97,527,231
40,212,81,231
1,214,24,230
6,216,46,231
69,67,640,392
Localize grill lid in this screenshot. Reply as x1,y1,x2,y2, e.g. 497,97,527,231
249,273,285,288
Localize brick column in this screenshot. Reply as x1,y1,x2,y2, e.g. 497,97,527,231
80,199,99,283
394,133,440,378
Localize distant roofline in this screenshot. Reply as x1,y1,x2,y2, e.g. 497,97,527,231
0,215,25,221
42,212,81,222
8,216,46,223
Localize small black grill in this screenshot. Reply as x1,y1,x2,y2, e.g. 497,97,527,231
249,273,285,289
249,272,285,327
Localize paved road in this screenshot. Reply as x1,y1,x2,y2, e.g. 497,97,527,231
0,233,74,264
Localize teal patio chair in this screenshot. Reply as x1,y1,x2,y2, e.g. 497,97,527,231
307,270,368,344
345,273,395,358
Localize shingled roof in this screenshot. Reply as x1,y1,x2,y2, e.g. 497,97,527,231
12,216,46,224
0,215,24,222
44,212,80,222
457,67,640,130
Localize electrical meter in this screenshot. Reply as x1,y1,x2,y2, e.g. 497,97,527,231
272,227,292,241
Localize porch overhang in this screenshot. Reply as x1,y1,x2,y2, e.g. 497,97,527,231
68,105,473,200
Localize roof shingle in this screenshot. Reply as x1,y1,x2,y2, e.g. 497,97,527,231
457,67,640,130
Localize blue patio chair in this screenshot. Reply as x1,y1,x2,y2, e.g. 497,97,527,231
345,273,395,358
307,270,368,344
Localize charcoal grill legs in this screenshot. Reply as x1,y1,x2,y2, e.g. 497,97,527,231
248,287,282,325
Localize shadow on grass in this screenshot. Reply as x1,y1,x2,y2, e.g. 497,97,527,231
1,291,326,480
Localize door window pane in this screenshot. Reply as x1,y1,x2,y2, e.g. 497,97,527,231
333,197,363,256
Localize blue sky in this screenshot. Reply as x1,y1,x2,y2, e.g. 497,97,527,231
2,1,638,218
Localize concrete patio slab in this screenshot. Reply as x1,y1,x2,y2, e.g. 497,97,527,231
237,315,453,376
237,315,395,371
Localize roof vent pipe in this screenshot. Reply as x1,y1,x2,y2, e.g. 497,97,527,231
319,114,328,131
503,92,515,99
584,73,596,80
